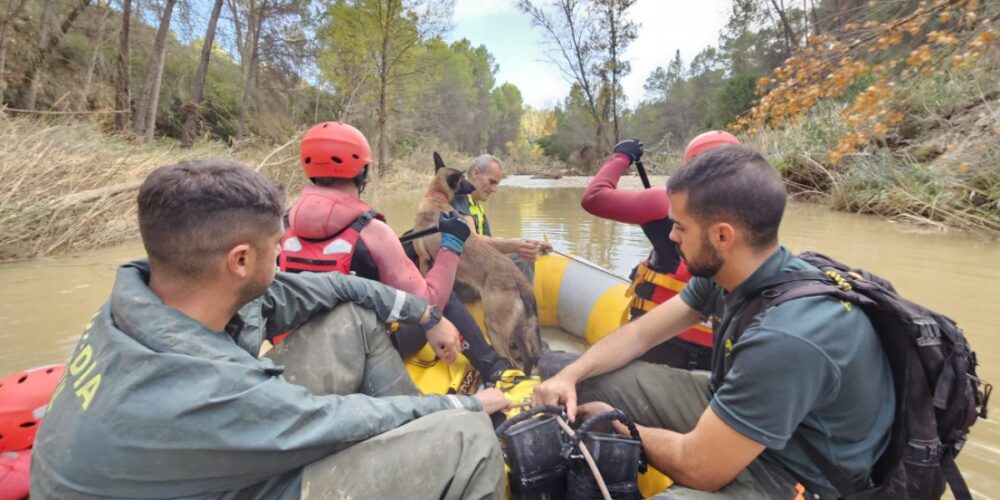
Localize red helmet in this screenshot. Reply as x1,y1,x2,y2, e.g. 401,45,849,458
0,365,65,452
683,130,741,163
300,122,372,180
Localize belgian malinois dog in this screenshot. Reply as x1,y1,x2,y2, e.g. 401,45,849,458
412,152,543,375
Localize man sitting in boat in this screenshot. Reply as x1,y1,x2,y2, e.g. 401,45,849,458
452,154,553,279
534,145,894,499
30,159,509,499
581,131,740,370
280,122,533,393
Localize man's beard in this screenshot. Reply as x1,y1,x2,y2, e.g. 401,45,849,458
677,234,724,278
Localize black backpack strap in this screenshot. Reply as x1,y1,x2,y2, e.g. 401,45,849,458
349,210,378,232
943,452,973,500
735,270,839,341
792,434,858,498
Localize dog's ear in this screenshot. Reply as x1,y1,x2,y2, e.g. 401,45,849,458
433,152,446,172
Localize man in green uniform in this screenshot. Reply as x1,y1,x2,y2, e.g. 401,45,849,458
31,159,508,499
533,146,894,499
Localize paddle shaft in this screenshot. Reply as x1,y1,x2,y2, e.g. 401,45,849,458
398,226,440,244
635,159,652,189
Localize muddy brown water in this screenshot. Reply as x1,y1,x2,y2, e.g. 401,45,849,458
1,177,997,497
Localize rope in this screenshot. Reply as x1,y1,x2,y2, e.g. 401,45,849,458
555,416,612,500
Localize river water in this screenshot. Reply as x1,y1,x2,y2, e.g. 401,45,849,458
1,177,997,497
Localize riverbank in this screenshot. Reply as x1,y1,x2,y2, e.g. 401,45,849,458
0,117,460,261
2,114,997,262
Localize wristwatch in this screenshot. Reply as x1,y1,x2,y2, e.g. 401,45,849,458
419,305,443,332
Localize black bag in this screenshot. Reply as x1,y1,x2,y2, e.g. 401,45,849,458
736,252,991,500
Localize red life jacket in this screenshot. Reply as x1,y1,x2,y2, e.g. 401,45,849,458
278,209,379,274
272,209,380,345
626,260,713,347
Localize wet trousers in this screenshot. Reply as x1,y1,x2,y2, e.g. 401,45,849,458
266,303,505,500
393,292,511,380
578,362,804,500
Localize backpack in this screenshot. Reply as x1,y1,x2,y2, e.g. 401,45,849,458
736,252,991,500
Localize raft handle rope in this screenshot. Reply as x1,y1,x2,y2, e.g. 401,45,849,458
555,415,613,500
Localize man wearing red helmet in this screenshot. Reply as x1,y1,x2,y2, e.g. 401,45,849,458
580,131,740,371
281,122,518,387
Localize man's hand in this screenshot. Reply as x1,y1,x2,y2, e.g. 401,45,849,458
613,138,644,164
425,316,461,363
474,387,512,415
512,239,550,262
575,401,615,422
532,373,580,422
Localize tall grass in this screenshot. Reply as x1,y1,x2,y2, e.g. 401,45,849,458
0,116,496,261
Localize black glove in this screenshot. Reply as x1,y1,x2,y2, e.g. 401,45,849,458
613,138,644,164
438,210,471,243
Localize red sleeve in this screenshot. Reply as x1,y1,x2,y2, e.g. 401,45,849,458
580,153,670,225
360,221,457,310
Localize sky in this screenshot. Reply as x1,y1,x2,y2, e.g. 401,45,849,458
447,0,732,110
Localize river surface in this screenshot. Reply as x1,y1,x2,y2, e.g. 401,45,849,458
1,177,997,497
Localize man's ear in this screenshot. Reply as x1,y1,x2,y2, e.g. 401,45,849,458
226,243,254,279
712,222,737,252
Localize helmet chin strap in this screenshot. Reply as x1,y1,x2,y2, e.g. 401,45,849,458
354,165,370,194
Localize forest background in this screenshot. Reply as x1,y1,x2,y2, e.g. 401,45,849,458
0,0,997,259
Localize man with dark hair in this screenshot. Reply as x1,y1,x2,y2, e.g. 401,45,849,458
31,159,509,499
534,145,894,498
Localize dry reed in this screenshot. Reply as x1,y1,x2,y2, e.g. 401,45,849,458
0,117,488,261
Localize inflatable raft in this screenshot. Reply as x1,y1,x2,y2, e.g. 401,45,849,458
404,251,675,498
405,251,633,395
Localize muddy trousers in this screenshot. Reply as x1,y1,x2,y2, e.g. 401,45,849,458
393,292,511,380
578,362,804,500
266,303,505,500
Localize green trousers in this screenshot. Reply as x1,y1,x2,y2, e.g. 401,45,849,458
267,303,505,500
578,361,804,500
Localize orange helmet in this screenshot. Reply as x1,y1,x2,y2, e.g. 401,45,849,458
0,365,65,452
683,130,741,163
300,122,372,180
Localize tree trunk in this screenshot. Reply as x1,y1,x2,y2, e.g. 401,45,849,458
132,0,177,139
0,0,31,98
608,6,619,143
235,0,264,142
114,0,132,131
79,2,111,110
768,0,798,54
23,0,92,109
376,15,389,178
181,0,224,147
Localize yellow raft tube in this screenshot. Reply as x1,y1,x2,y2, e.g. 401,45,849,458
403,251,673,497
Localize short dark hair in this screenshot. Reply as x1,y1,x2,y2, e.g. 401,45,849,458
667,145,786,250
137,160,285,278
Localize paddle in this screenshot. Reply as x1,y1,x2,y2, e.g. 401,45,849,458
399,226,440,244
634,159,651,189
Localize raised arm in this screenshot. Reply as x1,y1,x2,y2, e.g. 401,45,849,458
581,153,670,225
362,219,460,310
532,294,702,421
261,270,429,338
